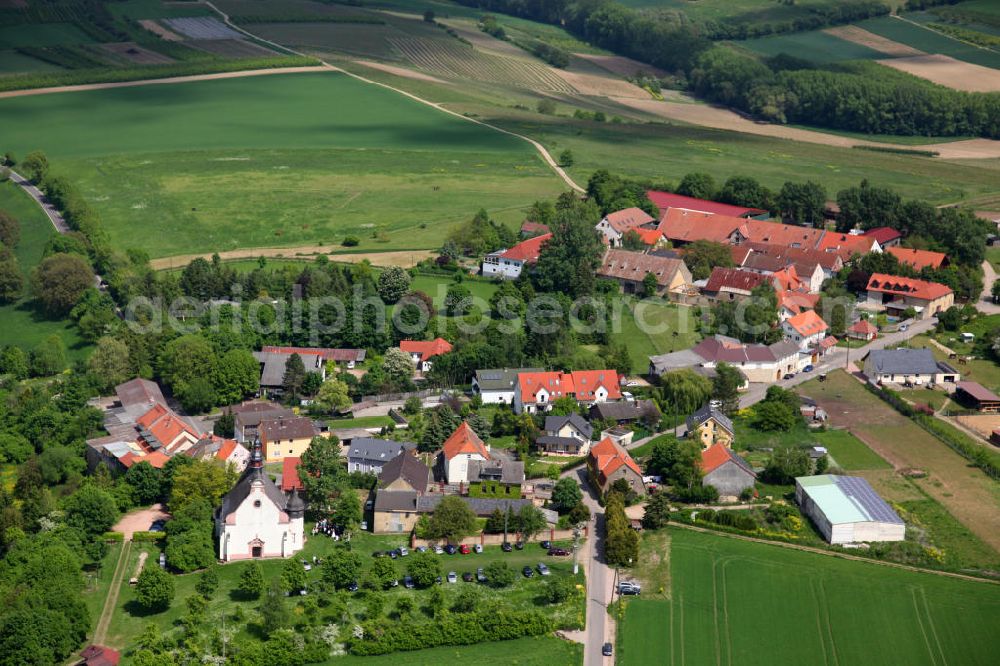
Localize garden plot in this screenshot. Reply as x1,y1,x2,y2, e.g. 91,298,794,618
99,41,175,65
163,16,243,40
389,37,577,93
186,38,276,58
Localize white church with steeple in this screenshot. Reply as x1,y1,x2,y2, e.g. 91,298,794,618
215,439,305,561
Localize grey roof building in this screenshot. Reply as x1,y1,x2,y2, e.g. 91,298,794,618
379,450,431,494
863,348,958,385
231,402,295,443
543,413,593,440
796,475,905,544
253,350,326,391
467,457,525,485
347,438,417,474
415,495,534,516
590,399,660,423
686,405,734,438
472,368,544,404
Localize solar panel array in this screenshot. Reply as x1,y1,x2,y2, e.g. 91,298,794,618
833,476,904,524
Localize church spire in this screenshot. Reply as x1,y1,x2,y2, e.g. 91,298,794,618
250,438,263,470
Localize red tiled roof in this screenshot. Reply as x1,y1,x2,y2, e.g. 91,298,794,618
866,273,953,301
603,207,656,233
743,220,826,249
849,319,878,335
137,403,199,452
598,249,688,288
632,228,663,246
818,233,876,259
704,267,768,294
589,437,642,480
282,456,304,491
569,369,622,401
400,338,453,360
701,443,735,474
863,227,902,245
144,450,170,469
886,246,947,271
520,221,550,235
819,335,838,349
646,190,766,218
518,371,574,403
741,242,843,271
786,310,829,337
499,233,552,263
442,421,490,461
657,208,747,244
771,265,803,293
779,291,820,315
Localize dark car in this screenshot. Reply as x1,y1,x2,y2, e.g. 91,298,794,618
602,642,613,657
540,540,551,549
444,544,458,555
522,566,534,578
389,549,399,559
403,575,415,589
462,572,474,582
782,373,795,380
501,542,513,552
514,541,524,550
148,519,166,533
435,575,442,584
803,364,815,372
547,548,570,556
347,581,359,592
619,582,641,596
372,551,386,558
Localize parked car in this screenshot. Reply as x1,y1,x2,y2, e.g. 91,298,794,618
347,581,359,592
619,581,641,595
514,541,525,550
435,575,442,584
444,544,457,555
403,575,415,589
415,546,428,553
359,520,367,531
548,548,570,556
602,642,613,657
473,544,483,553
447,571,457,583
389,578,398,587
476,567,486,582
709,399,722,409
399,547,409,557
803,364,814,372
540,540,552,549
501,542,513,552
522,566,534,578
899,324,909,332
459,544,472,555
301,561,312,572
372,550,385,558
782,373,795,380
148,519,166,533
462,572,474,582
435,545,444,554
537,563,550,576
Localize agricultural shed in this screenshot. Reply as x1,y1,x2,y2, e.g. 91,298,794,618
795,475,905,545
954,381,1000,413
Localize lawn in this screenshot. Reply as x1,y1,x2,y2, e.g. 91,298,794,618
799,370,1000,557
617,528,1000,666
618,300,701,374
82,542,125,637
408,274,499,311
327,415,396,429
105,529,585,654
813,428,891,471
0,71,565,259
0,181,91,360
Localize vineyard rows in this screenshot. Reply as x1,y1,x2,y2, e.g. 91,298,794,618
389,37,577,93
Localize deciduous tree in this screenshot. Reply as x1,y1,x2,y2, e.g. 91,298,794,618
31,253,91,316
135,566,175,612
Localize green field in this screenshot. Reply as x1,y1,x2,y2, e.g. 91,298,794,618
813,428,891,470
0,71,564,259
0,22,95,49
409,274,499,310
0,181,91,359
740,29,884,63
618,301,700,374
618,528,1000,666
858,15,1000,69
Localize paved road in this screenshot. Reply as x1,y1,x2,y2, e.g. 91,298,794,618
8,168,70,233
979,260,1000,314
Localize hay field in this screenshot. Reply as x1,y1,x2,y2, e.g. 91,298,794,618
879,53,1000,92
618,528,1000,666
0,71,565,258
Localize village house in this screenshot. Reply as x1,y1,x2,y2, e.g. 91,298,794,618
346,437,417,475
514,369,622,414
595,207,657,247
738,241,844,282
596,249,693,299
735,250,826,295
472,368,543,405
185,434,250,471
701,443,756,498
686,405,734,448
777,290,821,322
371,450,432,533
863,227,902,248
481,232,552,279
373,493,535,535
645,190,768,219
439,422,491,485
782,310,830,351
230,401,295,443
537,413,594,456
847,319,878,342
588,437,645,496
649,336,800,383
701,267,769,303
260,346,366,369
817,231,881,260
589,399,660,426
863,348,959,387
259,416,316,463
399,338,453,372
379,449,431,494
865,273,954,320
886,246,948,271
255,347,363,396
215,441,305,561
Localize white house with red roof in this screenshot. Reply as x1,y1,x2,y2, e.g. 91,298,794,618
847,319,878,341
399,338,453,372
865,273,954,320
185,434,250,471
513,369,621,414
588,437,645,496
481,232,552,279
440,421,491,484
595,207,656,247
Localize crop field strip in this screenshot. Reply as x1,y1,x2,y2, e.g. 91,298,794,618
618,529,1000,666
388,36,577,93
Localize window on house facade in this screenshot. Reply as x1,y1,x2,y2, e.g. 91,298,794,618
254,500,261,508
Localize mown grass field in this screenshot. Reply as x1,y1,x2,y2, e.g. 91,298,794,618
618,528,1000,666
0,181,91,358
618,301,700,374
0,71,565,259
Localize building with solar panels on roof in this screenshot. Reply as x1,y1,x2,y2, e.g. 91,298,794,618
795,475,905,544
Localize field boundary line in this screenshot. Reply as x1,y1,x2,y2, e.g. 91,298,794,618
910,587,939,666
919,587,948,666
667,523,1000,585
817,580,840,666
808,579,832,666
203,2,585,194
0,66,336,99
93,540,131,646
891,14,1000,55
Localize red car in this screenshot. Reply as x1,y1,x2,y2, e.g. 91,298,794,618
459,544,472,554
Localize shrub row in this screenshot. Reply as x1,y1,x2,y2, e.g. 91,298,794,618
468,481,521,498
131,531,166,543
348,608,551,655
695,509,758,532
853,145,939,158
0,55,319,93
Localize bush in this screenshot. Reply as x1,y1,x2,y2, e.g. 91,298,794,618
484,561,516,588
342,236,360,247
131,531,166,543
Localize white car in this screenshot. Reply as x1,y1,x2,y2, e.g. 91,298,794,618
435,545,444,555
537,563,550,576
473,544,483,553
399,547,409,557
447,571,458,583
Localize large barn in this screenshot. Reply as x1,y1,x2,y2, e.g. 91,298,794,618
795,475,905,544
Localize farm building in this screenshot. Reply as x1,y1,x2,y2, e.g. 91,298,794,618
701,443,756,497
954,381,1000,413
481,232,552,279
595,207,656,247
399,338,453,371
596,249,693,299
886,246,947,271
795,475,905,544
645,190,768,219
863,227,902,248
865,274,954,320
863,348,959,387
